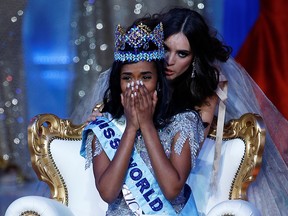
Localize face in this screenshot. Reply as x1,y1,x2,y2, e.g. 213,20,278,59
164,33,193,80
120,61,158,95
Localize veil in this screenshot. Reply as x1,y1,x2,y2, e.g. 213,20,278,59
71,58,288,215
70,69,110,125
218,57,288,215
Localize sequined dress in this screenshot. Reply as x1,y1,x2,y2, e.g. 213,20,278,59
82,111,204,215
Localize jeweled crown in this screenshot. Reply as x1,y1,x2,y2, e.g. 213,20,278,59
114,22,165,62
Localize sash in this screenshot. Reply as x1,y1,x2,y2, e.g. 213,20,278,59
83,116,198,216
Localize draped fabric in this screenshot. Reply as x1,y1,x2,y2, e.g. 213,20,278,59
236,0,288,122
222,0,259,57
250,74,288,214
219,58,288,215
211,1,288,213
0,0,35,179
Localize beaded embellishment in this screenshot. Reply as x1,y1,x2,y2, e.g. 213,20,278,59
114,22,165,62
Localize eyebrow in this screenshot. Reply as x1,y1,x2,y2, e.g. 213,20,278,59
121,71,153,75
163,43,191,53
141,71,153,75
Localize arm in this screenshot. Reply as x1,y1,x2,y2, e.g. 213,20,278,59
195,93,218,139
141,124,191,200
92,87,139,203
92,126,136,203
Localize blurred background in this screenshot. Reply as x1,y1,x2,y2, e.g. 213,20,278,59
0,0,287,215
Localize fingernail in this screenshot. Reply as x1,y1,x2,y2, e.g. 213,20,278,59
131,86,134,91
140,80,143,85
136,85,139,90
127,83,130,88
131,81,134,87
136,80,140,85
134,92,137,96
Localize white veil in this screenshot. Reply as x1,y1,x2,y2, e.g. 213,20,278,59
218,57,288,215
70,69,110,125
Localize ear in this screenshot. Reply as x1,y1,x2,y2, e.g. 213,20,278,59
120,93,124,106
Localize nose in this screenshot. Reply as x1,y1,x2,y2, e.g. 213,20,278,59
165,52,175,66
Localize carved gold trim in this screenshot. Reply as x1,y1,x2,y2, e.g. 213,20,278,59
28,114,85,206
209,113,266,200
20,211,41,216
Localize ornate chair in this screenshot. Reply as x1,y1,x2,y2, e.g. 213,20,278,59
5,113,265,216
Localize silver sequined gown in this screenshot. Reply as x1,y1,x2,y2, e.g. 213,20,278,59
83,111,204,215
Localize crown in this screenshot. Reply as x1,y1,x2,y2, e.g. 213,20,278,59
114,22,165,62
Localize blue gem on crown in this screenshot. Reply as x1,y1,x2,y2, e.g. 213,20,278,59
114,22,165,62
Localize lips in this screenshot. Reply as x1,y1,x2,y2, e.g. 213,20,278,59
165,69,174,76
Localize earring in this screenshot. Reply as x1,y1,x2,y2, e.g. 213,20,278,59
191,57,199,78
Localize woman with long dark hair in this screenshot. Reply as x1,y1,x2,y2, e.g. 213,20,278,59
159,7,288,216
80,18,204,215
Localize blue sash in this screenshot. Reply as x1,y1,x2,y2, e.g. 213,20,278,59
82,116,198,216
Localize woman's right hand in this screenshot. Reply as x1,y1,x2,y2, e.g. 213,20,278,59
87,109,102,122
121,83,139,130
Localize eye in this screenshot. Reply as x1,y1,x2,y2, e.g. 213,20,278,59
178,51,190,58
121,75,131,81
142,75,152,80
140,72,153,81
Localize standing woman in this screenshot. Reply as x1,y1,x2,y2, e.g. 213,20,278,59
156,8,232,214
80,19,204,215
159,8,288,216
158,8,231,138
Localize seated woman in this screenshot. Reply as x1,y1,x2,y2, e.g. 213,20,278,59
80,19,204,215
